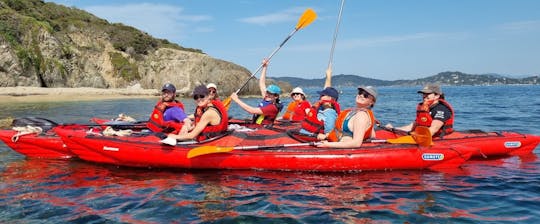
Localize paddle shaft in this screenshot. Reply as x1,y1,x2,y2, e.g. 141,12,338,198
235,28,301,94
233,142,320,150
327,0,345,69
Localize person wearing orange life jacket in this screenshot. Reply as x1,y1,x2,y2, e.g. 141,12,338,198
165,85,228,143
320,86,377,148
385,83,454,137
281,87,311,121
230,58,283,125
299,67,341,140
147,83,191,134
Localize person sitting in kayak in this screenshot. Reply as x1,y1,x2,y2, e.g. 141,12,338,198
166,85,228,142
319,86,377,148
280,87,311,121
230,59,283,125
207,83,220,100
385,83,454,137
299,67,341,140
147,83,191,134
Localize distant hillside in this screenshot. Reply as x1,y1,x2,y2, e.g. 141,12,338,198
274,71,539,87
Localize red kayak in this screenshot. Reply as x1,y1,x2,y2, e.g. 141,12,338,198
374,129,540,158
54,125,475,172
0,129,75,159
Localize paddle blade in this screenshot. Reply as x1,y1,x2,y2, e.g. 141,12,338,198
187,145,234,158
222,96,232,111
296,8,317,30
387,135,417,145
386,126,433,147
411,126,433,147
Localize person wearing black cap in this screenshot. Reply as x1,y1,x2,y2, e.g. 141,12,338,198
319,86,377,148
147,83,191,134
163,85,228,144
299,67,341,140
385,83,454,137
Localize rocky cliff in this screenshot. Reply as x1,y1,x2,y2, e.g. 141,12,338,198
0,0,286,96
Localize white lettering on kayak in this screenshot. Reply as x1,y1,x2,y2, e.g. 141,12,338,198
422,153,444,161
504,141,522,148
103,146,119,151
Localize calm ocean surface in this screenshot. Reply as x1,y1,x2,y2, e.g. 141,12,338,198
1,85,539,223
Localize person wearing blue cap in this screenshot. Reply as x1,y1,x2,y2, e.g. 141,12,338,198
230,58,283,125
299,67,341,140
147,83,191,134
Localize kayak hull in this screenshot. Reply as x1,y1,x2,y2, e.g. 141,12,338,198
0,130,74,159
375,129,540,158
55,126,474,172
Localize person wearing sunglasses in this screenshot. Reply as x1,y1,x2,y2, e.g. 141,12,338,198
230,58,283,125
206,83,219,100
385,83,454,137
165,85,228,143
281,87,311,121
319,86,377,148
299,67,341,140
147,83,191,134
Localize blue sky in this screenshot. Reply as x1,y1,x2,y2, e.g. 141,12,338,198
47,0,540,80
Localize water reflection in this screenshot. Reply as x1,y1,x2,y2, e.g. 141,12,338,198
4,158,522,223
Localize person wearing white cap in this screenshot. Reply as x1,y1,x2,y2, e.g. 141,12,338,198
206,83,219,100
319,86,377,148
281,87,311,121
385,83,454,137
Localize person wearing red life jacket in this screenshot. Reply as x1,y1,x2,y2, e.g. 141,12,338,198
147,83,191,134
299,67,341,140
230,59,283,125
166,85,228,142
281,87,311,121
385,83,454,137
319,86,377,148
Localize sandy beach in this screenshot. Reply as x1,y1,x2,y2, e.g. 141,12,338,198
0,86,160,103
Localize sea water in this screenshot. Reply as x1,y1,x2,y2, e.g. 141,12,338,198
1,85,539,223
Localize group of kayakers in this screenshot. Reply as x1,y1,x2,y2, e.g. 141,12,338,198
149,58,454,148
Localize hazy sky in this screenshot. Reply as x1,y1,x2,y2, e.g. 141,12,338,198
47,0,540,80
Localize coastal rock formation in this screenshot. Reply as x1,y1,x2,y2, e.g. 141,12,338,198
0,0,292,96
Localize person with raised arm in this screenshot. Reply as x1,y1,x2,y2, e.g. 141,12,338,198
230,59,283,125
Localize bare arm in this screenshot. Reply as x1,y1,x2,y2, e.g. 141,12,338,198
231,92,264,115
428,120,444,136
168,109,219,140
324,67,332,88
259,59,269,98
319,112,370,148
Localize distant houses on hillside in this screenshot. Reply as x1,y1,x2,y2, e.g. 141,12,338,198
273,71,539,87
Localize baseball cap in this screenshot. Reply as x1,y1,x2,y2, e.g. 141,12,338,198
358,86,378,102
317,87,339,100
161,83,176,93
417,84,442,95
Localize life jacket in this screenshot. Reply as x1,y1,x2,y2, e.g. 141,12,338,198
414,99,454,137
282,101,298,120
194,99,229,142
147,100,185,134
253,99,283,125
327,108,375,142
300,99,341,134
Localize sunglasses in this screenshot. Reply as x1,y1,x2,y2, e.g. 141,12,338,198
266,92,279,97
193,94,206,100
209,90,216,94
292,93,302,96
358,90,371,98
